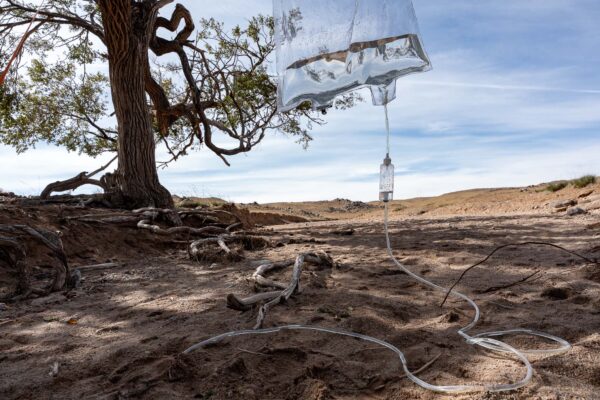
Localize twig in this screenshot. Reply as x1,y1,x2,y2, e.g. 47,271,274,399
409,353,441,377
477,270,541,294
366,354,442,390
440,242,600,308
85,155,118,179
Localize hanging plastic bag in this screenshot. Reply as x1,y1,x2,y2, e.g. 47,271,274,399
274,0,431,112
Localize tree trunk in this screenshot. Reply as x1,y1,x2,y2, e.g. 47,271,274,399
98,1,173,209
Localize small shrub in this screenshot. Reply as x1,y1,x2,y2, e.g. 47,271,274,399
571,175,596,189
546,182,568,192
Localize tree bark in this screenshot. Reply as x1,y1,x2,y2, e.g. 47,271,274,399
98,1,173,209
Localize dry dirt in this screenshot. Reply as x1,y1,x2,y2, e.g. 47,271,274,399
1,185,600,400
241,181,600,221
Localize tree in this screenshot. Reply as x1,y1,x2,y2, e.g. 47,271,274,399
0,0,357,209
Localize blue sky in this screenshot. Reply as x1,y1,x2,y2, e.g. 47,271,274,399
1,0,599,202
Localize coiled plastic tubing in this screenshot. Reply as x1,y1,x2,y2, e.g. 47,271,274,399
184,203,571,394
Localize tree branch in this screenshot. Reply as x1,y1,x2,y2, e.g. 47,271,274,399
4,0,105,43
39,156,117,199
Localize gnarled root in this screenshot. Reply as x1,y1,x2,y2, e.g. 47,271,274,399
226,251,334,329
188,234,270,263
0,224,71,301
64,206,244,235
39,156,116,200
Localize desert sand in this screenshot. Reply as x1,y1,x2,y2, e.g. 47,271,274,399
1,182,599,399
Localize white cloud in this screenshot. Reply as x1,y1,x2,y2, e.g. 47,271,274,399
0,146,116,194
1,0,599,203
317,51,600,136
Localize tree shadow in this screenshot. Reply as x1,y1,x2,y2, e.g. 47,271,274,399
1,210,599,399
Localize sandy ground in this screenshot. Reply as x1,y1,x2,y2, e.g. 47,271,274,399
1,195,600,399
242,181,600,221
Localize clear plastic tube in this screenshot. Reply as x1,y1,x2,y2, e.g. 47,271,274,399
183,202,570,394
184,323,531,393
383,204,570,352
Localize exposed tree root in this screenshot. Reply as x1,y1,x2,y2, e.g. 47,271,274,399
252,260,295,290
188,234,270,263
0,201,270,302
226,252,334,329
226,291,282,312
68,205,264,265
40,156,117,199
66,215,141,224
63,206,246,239
137,219,227,236
0,224,71,301
0,235,28,298
19,194,109,207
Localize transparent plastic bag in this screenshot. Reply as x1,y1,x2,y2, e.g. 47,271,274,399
274,0,431,111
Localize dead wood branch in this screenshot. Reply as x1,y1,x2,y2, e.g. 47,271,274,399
224,251,334,328
252,260,295,290
255,256,301,329
226,291,282,311
477,270,541,294
40,156,117,199
440,242,600,307
407,353,441,377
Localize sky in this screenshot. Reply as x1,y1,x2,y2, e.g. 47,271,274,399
1,0,599,203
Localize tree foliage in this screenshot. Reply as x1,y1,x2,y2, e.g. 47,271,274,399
0,0,360,166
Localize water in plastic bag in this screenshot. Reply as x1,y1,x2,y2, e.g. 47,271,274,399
274,0,431,112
